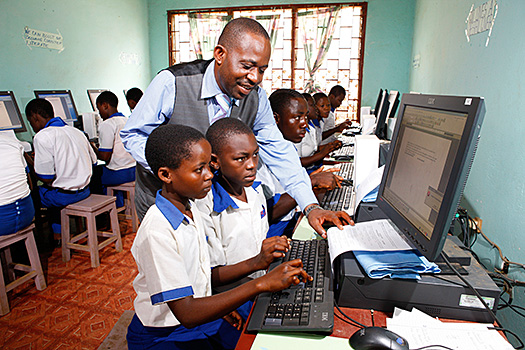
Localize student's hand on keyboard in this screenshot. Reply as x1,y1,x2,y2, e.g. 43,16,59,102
310,171,342,190
306,207,354,238
252,236,290,271
223,310,244,330
258,259,312,293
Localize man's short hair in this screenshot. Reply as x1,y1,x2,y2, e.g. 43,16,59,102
313,92,328,102
25,98,54,120
126,88,143,103
206,118,254,155
217,17,270,49
329,85,346,97
96,91,118,108
269,89,305,116
146,124,206,177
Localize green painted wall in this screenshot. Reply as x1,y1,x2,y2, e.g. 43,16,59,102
146,0,415,109
410,0,525,341
0,0,151,142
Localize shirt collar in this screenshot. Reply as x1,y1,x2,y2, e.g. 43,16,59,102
211,177,261,213
108,112,125,119
44,117,67,129
311,119,321,127
201,61,239,107
155,190,189,230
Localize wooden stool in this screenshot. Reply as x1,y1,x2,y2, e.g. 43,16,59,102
61,194,122,268
0,223,46,315
107,181,139,232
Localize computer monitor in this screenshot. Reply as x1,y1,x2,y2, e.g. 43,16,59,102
87,89,107,111
376,94,485,262
0,91,26,132
34,90,79,123
374,90,390,139
387,90,400,119
372,88,383,116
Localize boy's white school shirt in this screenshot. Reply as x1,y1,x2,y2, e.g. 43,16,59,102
131,191,211,327
293,122,318,158
97,113,136,171
195,180,269,278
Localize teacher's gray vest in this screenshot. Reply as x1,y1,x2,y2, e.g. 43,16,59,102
135,59,260,219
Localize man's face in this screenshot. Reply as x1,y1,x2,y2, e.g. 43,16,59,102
329,93,345,110
214,32,271,100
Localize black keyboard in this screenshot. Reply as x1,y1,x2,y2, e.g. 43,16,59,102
246,239,334,334
321,181,354,213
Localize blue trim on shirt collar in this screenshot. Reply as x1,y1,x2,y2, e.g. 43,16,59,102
331,107,335,112
150,286,194,305
211,179,238,213
201,61,239,106
311,119,320,127
44,117,67,128
155,190,189,230
108,112,125,119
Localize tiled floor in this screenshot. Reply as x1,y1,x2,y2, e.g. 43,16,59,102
0,220,137,349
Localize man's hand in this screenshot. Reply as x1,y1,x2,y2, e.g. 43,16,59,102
257,259,312,293
252,236,290,271
223,310,244,330
306,207,353,238
310,170,342,190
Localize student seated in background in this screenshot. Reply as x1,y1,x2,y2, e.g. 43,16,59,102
0,131,35,236
92,91,136,208
263,89,344,238
320,85,351,145
125,87,143,112
295,93,341,171
25,98,97,234
127,124,309,349
196,118,286,280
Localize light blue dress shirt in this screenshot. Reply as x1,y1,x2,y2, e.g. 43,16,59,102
120,61,317,210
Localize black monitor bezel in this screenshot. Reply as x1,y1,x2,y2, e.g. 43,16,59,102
374,90,390,139
34,89,79,122
373,88,383,116
0,91,27,133
376,93,485,261
87,89,108,112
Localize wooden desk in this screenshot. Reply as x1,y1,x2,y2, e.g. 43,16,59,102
235,307,390,349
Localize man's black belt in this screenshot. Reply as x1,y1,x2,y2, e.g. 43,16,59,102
56,186,88,194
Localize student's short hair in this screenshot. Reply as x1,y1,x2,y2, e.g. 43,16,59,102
217,18,270,49
329,85,346,97
301,92,314,104
126,87,143,102
313,92,328,103
145,124,206,177
96,91,118,108
25,98,54,120
206,118,254,155
269,89,305,116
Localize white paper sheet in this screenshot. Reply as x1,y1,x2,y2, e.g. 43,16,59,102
354,165,384,210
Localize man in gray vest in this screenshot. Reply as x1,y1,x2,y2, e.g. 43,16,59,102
121,17,352,237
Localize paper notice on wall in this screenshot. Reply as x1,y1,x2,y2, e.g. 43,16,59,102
24,26,64,52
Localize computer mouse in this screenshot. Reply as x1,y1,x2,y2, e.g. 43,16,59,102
349,327,409,350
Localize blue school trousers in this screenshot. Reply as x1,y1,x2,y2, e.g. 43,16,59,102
101,166,136,208
0,194,35,236
38,186,90,234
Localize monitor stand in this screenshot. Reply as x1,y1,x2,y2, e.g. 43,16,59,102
333,235,500,323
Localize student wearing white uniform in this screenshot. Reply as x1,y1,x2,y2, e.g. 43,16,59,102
265,89,344,237
127,124,310,349
0,131,35,236
320,85,350,145
197,119,284,280
93,91,136,207
25,99,97,234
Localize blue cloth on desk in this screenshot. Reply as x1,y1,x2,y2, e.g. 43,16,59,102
361,184,379,203
353,249,441,280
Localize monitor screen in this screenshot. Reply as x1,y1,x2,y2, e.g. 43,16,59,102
0,91,26,132
377,94,485,261
87,89,107,111
34,90,79,122
374,90,390,139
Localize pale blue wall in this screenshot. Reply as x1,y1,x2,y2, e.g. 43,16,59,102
410,0,525,340
0,0,151,142
146,0,415,109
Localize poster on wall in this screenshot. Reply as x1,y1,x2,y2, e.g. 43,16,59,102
465,0,498,46
24,26,64,52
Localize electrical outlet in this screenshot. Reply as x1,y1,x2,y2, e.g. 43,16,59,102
472,217,482,232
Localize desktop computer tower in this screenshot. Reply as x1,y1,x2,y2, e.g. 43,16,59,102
333,237,500,323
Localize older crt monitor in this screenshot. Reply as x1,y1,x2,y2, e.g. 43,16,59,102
377,94,485,261
0,91,26,132
87,89,107,111
34,90,79,122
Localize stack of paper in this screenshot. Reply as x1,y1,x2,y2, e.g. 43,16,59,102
386,308,514,350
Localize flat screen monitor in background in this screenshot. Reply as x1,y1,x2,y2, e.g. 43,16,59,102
387,90,400,119
373,88,383,116
34,90,79,123
377,94,485,262
374,90,390,139
87,89,107,111
0,91,26,132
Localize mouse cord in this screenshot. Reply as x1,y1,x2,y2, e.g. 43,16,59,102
410,346,454,350
334,300,366,328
